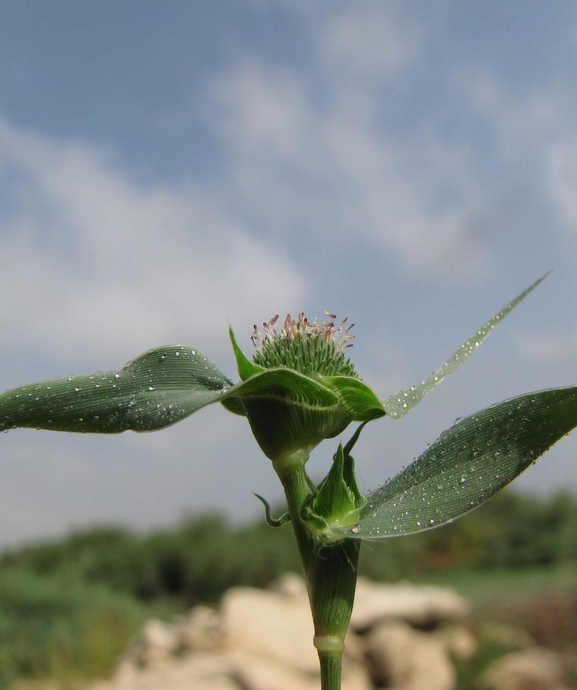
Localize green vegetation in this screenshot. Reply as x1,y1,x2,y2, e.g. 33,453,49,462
0,489,576,689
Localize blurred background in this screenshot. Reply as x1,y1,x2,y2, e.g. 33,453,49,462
1,1,577,688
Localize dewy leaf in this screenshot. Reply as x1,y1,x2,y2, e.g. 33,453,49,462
332,385,577,540
0,346,234,433
383,272,551,419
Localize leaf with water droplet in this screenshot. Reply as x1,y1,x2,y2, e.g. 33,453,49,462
0,346,234,433
331,384,577,540
383,272,551,419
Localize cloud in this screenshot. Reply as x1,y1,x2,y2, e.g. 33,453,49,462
317,2,425,81
0,117,308,367
206,50,489,281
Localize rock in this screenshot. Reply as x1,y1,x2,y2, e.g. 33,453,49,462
88,653,240,690
364,620,455,690
175,605,222,652
221,586,319,674
123,619,181,668
351,578,468,630
269,571,309,600
435,625,477,661
482,648,569,690
230,650,371,690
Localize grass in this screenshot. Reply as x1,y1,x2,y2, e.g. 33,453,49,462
0,567,175,690
424,562,577,611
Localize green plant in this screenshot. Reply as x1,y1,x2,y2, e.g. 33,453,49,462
2,272,577,690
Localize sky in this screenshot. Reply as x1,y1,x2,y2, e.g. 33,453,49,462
1,1,577,547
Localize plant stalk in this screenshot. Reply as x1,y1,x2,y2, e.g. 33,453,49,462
277,459,361,690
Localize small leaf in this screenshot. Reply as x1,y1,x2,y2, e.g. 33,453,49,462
229,327,264,381
0,346,233,433
383,272,551,419
333,385,577,540
321,376,386,421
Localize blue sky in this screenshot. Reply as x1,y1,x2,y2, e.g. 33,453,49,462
1,1,577,547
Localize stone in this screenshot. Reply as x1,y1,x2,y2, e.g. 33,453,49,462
482,648,569,690
221,586,319,674
364,620,455,690
435,625,477,661
230,650,371,690
121,618,181,668
175,605,222,652
269,571,309,600
88,653,240,690
351,578,468,630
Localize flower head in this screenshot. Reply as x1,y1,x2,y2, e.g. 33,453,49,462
223,312,384,470
251,312,357,378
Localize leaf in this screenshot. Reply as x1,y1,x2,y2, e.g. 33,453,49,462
321,376,386,421
383,272,551,419
229,326,264,381
0,346,234,433
332,385,577,540
224,367,350,461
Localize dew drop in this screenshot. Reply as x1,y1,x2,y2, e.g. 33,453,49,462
351,524,361,534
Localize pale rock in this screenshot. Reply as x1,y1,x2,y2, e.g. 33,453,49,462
364,620,455,690
175,605,222,652
351,578,468,630
87,653,240,690
121,618,181,668
482,648,569,690
221,586,319,674
435,625,477,661
230,650,371,690
269,572,309,601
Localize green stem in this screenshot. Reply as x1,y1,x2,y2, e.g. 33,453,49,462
275,457,361,690
275,460,313,567
319,651,342,690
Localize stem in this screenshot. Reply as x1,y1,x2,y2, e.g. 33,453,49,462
319,651,342,690
275,458,361,690
275,460,313,567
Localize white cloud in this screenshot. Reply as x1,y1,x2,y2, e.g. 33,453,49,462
206,53,489,280
317,2,424,81
0,117,309,366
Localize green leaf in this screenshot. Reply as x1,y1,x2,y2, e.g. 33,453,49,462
332,385,577,540
229,326,264,381
224,368,350,462
383,272,551,419
0,346,234,433
321,376,386,421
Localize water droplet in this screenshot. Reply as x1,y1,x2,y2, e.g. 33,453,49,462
351,524,361,534
148,386,155,391
114,373,120,379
